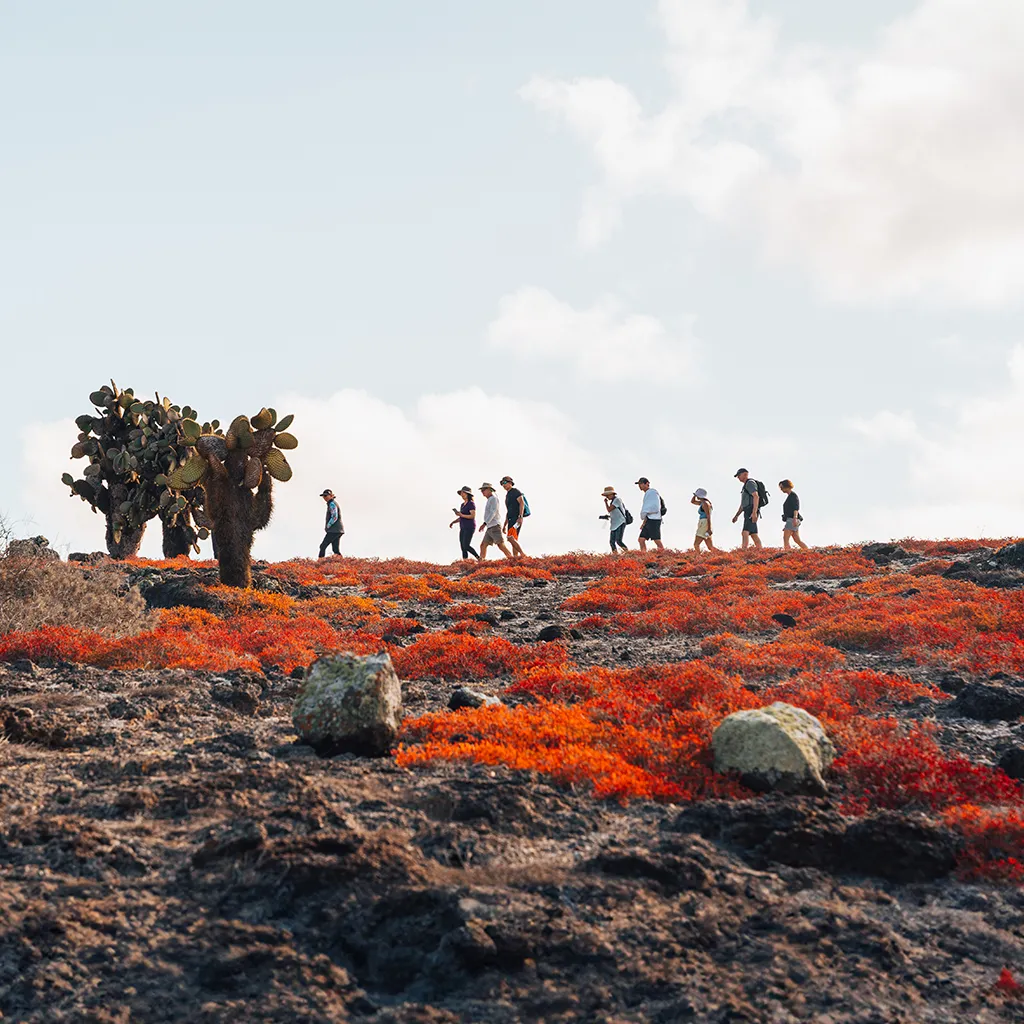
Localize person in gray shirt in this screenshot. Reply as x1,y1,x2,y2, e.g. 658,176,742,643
601,486,629,553
731,468,763,550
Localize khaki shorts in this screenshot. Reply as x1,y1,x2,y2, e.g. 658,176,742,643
695,519,710,539
483,525,504,544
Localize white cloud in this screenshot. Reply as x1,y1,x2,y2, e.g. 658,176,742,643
486,286,698,381
846,410,920,444
521,0,1024,305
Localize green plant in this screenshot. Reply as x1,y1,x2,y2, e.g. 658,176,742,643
63,382,216,558
166,408,296,587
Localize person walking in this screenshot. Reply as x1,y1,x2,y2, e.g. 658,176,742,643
478,482,513,560
449,486,480,560
318,488,344,557
635,477,664,553
601,486,629,553
731,469,763,550
780,480,808,551
500,476,527,559
691,488,716,553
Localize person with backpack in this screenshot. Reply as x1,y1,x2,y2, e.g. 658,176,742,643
779,480,808,551
691,488,716,553
500,476,527,559
731,469,764,550
318,488,344,558
449,486,480,561
635,477,664,553
478,482,513,560
601,486,631,553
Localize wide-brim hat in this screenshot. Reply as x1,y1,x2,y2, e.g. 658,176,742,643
693,488,708,500
457,486,474,496
480,482,495,491
601,486,616,496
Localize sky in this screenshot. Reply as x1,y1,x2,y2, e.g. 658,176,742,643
3,0,1024,563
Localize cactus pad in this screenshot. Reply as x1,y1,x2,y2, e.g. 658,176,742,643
264,448,292,481
273,431,298,450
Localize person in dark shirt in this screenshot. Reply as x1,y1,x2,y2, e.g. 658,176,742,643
318,488,344,558
779,480,808,551
500,475,526,559
449,486,480,560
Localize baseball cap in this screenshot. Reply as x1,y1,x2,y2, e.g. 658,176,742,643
320,489,333,497
635,477,650,485
734,468,748,478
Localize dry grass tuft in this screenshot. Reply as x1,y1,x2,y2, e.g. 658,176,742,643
0,556,150,637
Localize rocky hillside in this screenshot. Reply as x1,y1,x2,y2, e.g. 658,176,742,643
1,540,1023,1022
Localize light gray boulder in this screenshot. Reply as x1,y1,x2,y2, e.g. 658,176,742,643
292,652,402,756
712,702,835,795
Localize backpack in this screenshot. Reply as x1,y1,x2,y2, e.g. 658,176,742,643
659,496,668,517
521,495,531,517
621,502,634,526
755,480,769,509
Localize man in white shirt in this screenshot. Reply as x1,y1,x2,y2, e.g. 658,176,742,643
478,482,513,560
636,477,664,552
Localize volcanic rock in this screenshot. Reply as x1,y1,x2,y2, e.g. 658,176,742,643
712,702,835,795
950,682,1024,722
537,624,567,642
6,535,60,560
997,746,1024,781
292,652,403,756
861,542,911,565
448,688,502,711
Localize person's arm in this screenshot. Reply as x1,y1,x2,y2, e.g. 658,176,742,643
704,501,712,534
516,495,525,526
751,486,760,521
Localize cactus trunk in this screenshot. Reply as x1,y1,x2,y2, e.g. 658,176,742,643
161,521,195,559
105,519,145,559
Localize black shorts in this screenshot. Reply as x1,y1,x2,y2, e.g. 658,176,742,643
640,518,662,540
742,513,758,535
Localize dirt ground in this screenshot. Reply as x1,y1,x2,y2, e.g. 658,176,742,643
2,562,1023,1023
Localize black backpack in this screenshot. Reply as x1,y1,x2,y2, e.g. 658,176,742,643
622,505,634,526
755,480,769,508
659,497,668,517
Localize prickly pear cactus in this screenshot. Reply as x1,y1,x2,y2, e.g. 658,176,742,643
165,407,298,587
63,382,217,558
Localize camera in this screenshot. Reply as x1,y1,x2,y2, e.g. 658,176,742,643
598,514,610,520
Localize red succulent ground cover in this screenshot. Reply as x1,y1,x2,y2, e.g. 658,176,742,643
2,544,1023,881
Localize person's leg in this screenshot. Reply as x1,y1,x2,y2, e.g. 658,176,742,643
479,537,490,560
498,540,513,559
638,537,648,552
752,532,763,549
318,533,330,558
793,528,808,550
507,526,526,559
616,525,628,551
741,530,750,550
783,529,792,550
330,534,341,556
655,539,664,551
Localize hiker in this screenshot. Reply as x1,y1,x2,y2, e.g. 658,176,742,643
636,477,664,553
691,488,716,552
500,476,527,559
780,480,808,551
478,482,513,560
449,486,480,560
601,486,629,553
318,488,344,557
731,469,763,550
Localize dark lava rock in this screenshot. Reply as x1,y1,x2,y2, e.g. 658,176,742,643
474,611,499,625
290,666,305,680
403,609,420,619
993,540,1024,569
997,746,1024,781
448,688,502,711
141,577,225,613
950,682,1024,722
537,624,567,642
529,579,550,588
861,542,911,565
935,671,967,695
772,613,797,628
671,799,960,882
68,551,107,564
499,609,518,621
211,677,263,716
